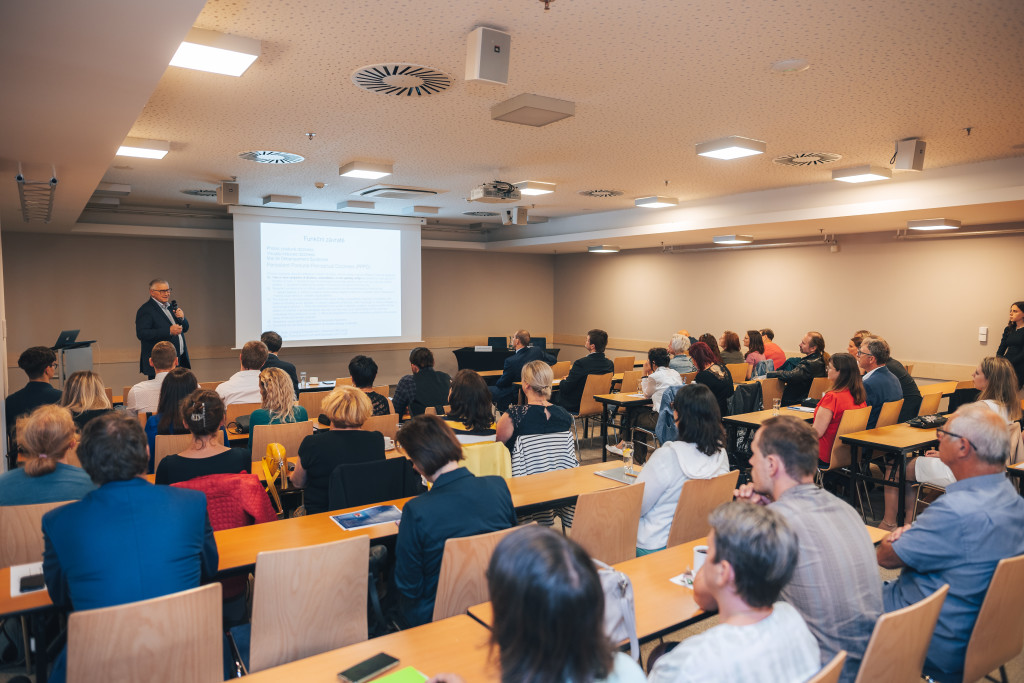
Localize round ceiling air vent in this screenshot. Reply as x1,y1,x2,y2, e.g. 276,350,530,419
238,150,305,164
352,64,452,96
463,211,500,217
578,189,624,198
180,189,218,197
773,152,842,167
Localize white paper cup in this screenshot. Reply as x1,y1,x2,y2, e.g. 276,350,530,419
383,436,395,450
693,545,709,573
309,376,319,384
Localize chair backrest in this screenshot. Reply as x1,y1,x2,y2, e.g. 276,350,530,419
619,370,643,394
962,554,1024,683
103,386,113,404
461,441,513,478
808,376,831,400
334,377,354,387
249,537,369,673
297,390,330,420
372,385,391,399
571,482,646,564
918,392,942,416
875,399,904,428
120,386,131,406
758,377,783,410
681,371,697,384
361,413,399,440
198,381,223,392
903,363,915,375
250,420,315,463
551,361,571,380
0,500,71,566
919,380,957,396
823,406,871,472
327,457,424,510
153,433,195,473
666,470,740,548
136,412,149,428
806,650,847,683
225,402,261,424
432,525,520,622
577,373,614,418
725,363,747,384
854,584,948,683
612,356,635,373
67,583,223,683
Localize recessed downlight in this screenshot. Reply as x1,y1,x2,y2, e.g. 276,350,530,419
169,28,261,77
635,196,678,208
770,58,810,74
907,219,961,231
117,137,169,159
832,165,892,183
514,181,556,195
339,161,393,179
588,245,620,253
696,136,766,160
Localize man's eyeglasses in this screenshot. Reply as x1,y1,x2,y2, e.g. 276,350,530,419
151,288,172,294
937,428,976,452
856,350,873,358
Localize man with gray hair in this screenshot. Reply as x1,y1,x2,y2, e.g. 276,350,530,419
735,415,881,682
857,335,902,428
135,278,189,378
878,403,1024,680
668,334,696,374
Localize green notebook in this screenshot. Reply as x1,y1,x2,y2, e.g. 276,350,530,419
373,666,427,683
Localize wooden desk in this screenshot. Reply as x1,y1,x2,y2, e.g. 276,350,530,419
722,407,813,428
594,393,652,462
243,615,498,682
507,461,628,514
0,568,56,683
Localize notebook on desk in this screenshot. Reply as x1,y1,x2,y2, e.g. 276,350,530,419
595,466,639,484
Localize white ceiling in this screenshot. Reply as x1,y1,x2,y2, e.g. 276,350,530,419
2,0,1024,252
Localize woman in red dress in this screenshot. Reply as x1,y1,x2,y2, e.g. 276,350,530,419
812,352,866,466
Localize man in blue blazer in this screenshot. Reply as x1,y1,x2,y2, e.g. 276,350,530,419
858,336,903,429
490,330,555,411
135,278,189,378
43,413,218,682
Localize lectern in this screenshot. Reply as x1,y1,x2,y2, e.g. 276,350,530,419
52,330,96,390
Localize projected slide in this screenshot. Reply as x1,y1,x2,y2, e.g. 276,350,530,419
260,223,401,341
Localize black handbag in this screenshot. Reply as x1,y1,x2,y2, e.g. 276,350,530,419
907,414,947,429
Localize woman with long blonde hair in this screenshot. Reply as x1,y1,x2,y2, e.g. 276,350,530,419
0,404,94,505
246,367,308,448
58,370,113,430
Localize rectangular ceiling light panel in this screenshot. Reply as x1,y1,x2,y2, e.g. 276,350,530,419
170,28,261,77
491,94,575,127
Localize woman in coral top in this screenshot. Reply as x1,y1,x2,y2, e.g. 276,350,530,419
811,352,866,466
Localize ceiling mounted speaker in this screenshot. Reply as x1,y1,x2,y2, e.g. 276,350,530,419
466,27,510,84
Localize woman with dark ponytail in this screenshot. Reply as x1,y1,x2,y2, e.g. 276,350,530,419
0,404,94,504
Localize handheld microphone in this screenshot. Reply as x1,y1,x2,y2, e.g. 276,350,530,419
169,299,182,319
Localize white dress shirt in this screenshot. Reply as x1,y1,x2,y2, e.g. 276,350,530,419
215,369,262,405
125,371,169,416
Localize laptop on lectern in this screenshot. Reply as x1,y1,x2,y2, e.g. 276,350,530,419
52,330,80,350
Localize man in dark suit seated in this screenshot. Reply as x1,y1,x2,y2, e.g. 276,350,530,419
553,328,614,414
858,335,903,429
260,330,299,397
490,329,555,412
767,331,828,406
135,278,189,379
5,346,62,429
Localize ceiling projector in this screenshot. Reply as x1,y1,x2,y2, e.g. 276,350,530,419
468,180,521,203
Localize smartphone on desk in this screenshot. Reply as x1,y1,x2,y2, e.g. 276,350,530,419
338,652,399,683
19,574,45,593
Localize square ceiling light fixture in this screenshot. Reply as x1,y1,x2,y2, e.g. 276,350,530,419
907,218,961,231
514,181,556,195
713,234,754,245
832,165,892,183
588,245,620,253
169,28,261,77
635,195,678,208
339,161,393,180
696,136,766,160
116,137,169,159
491,93,575,127
337,200,375,210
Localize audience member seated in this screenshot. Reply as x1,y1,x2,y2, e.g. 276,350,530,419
349,354,391,416
490,329,555,412
552,328,614,414
635,384,729,555
760,328,787,371
429,526,647,683
247,367,309,449
668,333,696,374
42,413,218,683
736,416,882,682
698,333,724,364
155,390,250,486
0,405,94,505
58,370,113,431
608,347,682,457
394,415,516,628
291,385,385,514
648,502,820,682
742,330,768,379
851,329,921,420
811,353,867,467
5,346,61,432
125,340,177,416
877,403,1024,680
392,347,452,417
767,331,828,406
719,330,744,364
442,369,496,443
216,340,269,406
846,330,871,358
260,330,299,397
144,368,205,469
857,335,902,429
690,342,734,418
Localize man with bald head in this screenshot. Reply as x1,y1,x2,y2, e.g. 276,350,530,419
490,329,554,412
135,279,190,378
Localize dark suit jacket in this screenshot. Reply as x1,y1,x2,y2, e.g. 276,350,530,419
263,353,299,396
863,365,903,428
768,351,826,406
491,346,555,410
135,298,190,375
554,352,614,413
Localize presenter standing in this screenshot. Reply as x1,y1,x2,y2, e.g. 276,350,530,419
136,279,190,378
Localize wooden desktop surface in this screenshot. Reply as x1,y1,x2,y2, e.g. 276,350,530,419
594,392,652,407
723,407,814,427
0,569,56,619
242,614,498,682
840,423,938,453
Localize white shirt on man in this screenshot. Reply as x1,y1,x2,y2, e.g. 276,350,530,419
125,371,169,417
215,370,262,405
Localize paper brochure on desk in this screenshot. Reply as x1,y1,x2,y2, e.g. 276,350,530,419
595,466,639,484
669,570,695,589
786,405,815,413
10,562,44,595
331,505,402,530
374,667,427,682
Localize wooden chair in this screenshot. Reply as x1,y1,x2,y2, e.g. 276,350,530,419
725,363,747,384
918,392,942,416
250,420,315,463
903,363,915,376
0,501,70,566
666,470,740,547
874,398,904,428
244,537,369,673
919,380,957,396
361,413,399,440
961,554,1024,683
334,377,354,387
103,387,113,404
808,376,830,400
198,381,222,392
153,433,194,473
619,370,643,394
806,650,847,683
574,373,613,443
816,406,871,513
570,482,645,564
680,371,697,384
226,402,261,424
551,361,571,380
432,525,520,622
612,356,635,373
120,386,131,406
297,390,330,419
67,583,223,683
372,385,390,398
136,412,149,428
758,377,783,410
854,584,948,683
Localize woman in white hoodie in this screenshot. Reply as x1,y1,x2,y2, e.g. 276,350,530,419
635,383,730,555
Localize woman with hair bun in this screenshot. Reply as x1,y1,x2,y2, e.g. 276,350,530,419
155,389,250,485
0,404,95,505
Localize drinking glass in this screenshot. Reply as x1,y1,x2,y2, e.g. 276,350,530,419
622,441,634,474
772,398,781,416
299,371,307,389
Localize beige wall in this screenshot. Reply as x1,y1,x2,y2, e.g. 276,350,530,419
2,233,554,392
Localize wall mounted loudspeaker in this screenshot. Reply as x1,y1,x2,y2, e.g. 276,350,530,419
894,139,926,171
502,206,528,225
217,182,239,205
466,27,511,85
